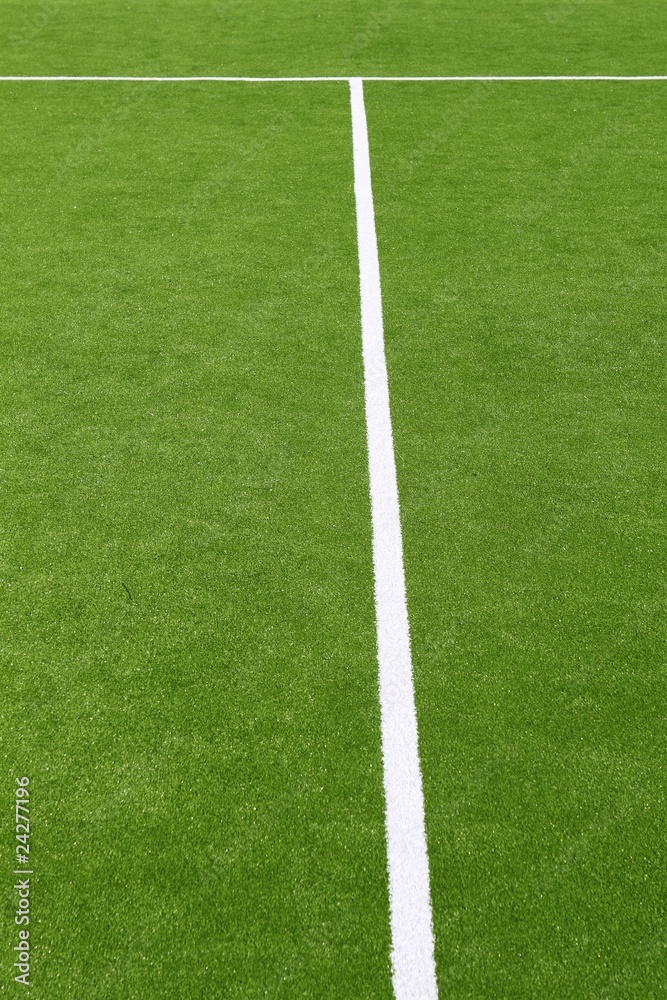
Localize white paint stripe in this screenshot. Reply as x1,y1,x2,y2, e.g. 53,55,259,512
362,75,667,81
349,77,437,1000
0,75,665,82
0,75,348,82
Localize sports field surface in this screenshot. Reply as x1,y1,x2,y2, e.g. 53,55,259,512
2,3,666,998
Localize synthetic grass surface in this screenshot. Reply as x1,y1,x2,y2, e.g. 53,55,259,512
1,84,392,997
3,2,667,997
366,81,667,995
0,0,666,77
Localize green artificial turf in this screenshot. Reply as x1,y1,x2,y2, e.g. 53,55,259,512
3,3,667,998
0,0,666,77
0,83,392,998
366,81,667,996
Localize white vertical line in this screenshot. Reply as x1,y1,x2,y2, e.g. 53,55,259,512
349,77,438,1000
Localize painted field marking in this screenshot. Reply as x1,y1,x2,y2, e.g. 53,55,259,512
349,77,437,1000
0,75,666,82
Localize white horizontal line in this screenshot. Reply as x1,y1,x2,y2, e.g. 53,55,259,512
365,75,667,81
0,75,666,83
0,75,348,82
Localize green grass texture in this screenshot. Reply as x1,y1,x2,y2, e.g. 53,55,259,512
2,2,667,998
0,0,665,77
1,84,392,998
367,81,667,996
